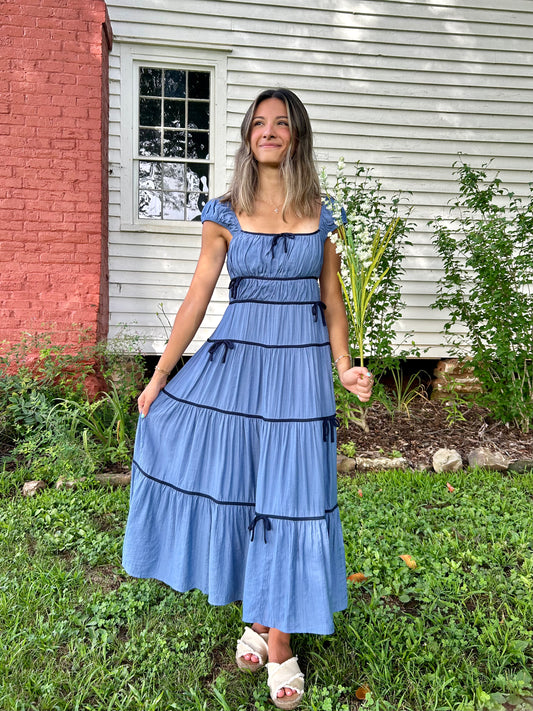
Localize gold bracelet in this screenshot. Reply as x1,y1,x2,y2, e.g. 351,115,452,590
334,353,351,366
154,365,171,376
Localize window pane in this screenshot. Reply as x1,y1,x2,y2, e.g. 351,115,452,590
163,131,186,158
164,100,185,128
186,192,208,221
139,161,162,189
187,132,209,159
139,190,162,219
140,67,162,96
186,163,209,193
139,98,161,127
139,128,161,156
164,70,186,98
163,163,185,190
163,192,185,220
137,66,212,222
188,101,209,130
188,71,210,99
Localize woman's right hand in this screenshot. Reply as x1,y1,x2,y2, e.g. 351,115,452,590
138,373,168,418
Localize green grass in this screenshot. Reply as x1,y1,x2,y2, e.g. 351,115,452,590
1,468,532,711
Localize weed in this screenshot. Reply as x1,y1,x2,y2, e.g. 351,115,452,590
339,442,357,459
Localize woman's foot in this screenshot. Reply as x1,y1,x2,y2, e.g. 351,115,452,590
239,623,270,665
267,629,298,700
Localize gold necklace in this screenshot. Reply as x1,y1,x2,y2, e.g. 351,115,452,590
261,197,283,214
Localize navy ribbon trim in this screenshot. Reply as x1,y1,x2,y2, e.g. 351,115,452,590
208,339,235,363
132,460,256,508
240,228,320,236
162,389,336,425
322,415,340,443
132,461,340,519
248,514,272,543
233,275,319,282
270,233,295,259
312,301,327,326
263,505,339,521
206,337,330,350
230,299,321,305
229,277,243,299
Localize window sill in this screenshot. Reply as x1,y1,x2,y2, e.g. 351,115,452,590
120,222,203,234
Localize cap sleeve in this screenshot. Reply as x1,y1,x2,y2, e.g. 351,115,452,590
320,199,347,241
201,198,240,235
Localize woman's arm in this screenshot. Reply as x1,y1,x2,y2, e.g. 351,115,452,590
319,237,373,402
138,220,229,416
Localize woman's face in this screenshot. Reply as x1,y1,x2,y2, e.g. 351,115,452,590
249,97,293,166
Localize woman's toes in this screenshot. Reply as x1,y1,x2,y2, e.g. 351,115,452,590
242,652,259,663
277,688,294,698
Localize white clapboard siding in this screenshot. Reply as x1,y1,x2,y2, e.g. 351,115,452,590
106,0,533,356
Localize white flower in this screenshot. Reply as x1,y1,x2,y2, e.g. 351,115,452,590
359,228,370,244
357,248,372,263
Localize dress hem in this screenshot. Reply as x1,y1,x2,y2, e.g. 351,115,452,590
120,563,345,635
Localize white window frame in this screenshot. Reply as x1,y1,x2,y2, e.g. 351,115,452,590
119,40,230,234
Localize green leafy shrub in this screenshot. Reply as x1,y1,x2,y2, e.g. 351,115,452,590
430,161,533,432
0,327,146,477
0,329,97,400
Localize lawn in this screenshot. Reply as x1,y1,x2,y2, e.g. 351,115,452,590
1,467,532,711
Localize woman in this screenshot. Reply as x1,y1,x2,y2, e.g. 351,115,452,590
123,88,372,709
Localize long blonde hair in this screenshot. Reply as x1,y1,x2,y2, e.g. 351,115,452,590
223,88,321,218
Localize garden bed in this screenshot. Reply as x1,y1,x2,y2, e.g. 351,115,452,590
337,398,533,471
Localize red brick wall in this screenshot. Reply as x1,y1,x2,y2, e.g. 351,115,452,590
0,0,112,350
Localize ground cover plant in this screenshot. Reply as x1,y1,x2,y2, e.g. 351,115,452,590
1,467,532,711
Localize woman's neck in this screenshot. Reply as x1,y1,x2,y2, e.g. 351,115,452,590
255,166,285,209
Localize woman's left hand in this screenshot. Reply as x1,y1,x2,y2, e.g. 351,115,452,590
339,366,374,402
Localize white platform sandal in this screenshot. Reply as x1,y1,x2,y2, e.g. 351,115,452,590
235,626,269,671
266,656,305,709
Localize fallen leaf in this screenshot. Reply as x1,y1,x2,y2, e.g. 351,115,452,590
348,572,367,583
446,482,455,492
358,488,363,497
399,554,417,569
355,685,370,700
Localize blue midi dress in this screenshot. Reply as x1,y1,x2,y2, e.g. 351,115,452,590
122,198,347,635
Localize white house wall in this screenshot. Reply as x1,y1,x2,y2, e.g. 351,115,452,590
106,0,533,357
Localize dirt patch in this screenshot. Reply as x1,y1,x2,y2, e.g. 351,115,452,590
337,398,533,471
84,564,128,594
